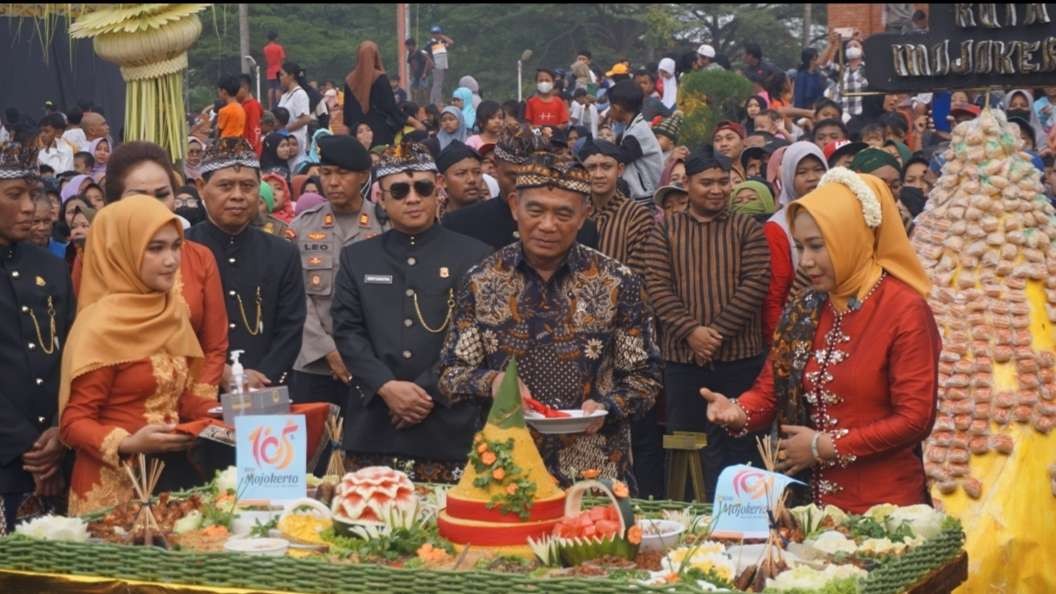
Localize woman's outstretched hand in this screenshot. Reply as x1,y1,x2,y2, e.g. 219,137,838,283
699,388,747,430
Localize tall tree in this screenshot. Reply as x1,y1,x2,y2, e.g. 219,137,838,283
185,4,828,112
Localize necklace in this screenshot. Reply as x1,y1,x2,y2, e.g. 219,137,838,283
411,289,454,334
831,272,887,315
236,286,263,336
25,297,58,355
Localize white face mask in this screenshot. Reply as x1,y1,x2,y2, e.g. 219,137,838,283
846,47,863,60
537,82,554,94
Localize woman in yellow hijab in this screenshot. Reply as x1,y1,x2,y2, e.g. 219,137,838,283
59,195,214,516
700,168,942,513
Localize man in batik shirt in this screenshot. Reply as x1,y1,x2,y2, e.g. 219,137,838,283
437,154,663,493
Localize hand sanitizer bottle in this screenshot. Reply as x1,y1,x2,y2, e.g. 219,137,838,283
228,350,246,395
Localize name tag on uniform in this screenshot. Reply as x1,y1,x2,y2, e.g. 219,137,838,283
364,274,393,284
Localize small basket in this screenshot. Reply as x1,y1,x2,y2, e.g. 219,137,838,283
552,479,640,565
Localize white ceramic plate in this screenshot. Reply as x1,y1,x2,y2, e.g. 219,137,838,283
223,537,289,556
525,409,608,434
230,509,283,537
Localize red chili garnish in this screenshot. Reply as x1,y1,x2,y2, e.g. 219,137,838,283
524,394,571,418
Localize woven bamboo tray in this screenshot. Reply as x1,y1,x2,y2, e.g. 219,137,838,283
0,498,965,594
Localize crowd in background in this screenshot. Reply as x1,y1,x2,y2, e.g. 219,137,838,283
3,7,1056,527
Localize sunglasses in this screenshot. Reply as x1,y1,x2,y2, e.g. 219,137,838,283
382,180,435,201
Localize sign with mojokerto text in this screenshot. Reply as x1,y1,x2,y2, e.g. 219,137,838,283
234,414,306,501
710,465,804,540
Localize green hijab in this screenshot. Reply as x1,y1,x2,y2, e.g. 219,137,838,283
849,147,901,174
883,139,912,166
729,180,777,216
259,181,275,213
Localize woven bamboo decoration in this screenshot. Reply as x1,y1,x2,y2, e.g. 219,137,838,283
70,4,209,162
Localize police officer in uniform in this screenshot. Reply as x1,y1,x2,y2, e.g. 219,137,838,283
0,142,74,533
290,135,385,406
331,142,491,482
187,138,306,390
442,123,600,251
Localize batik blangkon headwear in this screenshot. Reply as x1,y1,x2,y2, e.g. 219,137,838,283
374,141,438,179
515,153,591,196
0,141,39,180
199,137,260,175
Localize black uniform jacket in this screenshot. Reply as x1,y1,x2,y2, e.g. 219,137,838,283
186,221,306,384
0,243,74,493
331,224,492,461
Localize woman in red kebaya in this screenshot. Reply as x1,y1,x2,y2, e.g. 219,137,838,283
60,196,216,515
701,169,940,513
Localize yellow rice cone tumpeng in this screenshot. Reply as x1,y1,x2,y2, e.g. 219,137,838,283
911,108,1056,593
438,359,565,554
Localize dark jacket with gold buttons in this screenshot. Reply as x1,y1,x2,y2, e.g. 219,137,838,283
0,242,74,493
331,224,491,461
186,221,306,384
291,201,385,376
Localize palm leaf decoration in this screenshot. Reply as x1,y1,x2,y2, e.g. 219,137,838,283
69,3,210,162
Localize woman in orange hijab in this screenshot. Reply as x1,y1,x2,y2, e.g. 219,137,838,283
342,41,422,147
59,196,217,516
700,168,941,513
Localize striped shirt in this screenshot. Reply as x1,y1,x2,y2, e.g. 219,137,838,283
590,191,657,283
644,209,771,363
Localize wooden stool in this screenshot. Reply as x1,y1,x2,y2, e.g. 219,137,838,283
663,431,708,502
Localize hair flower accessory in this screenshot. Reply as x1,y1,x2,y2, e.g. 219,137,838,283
819,167,882,228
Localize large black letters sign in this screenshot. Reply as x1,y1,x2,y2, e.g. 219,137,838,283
863,3,1056,92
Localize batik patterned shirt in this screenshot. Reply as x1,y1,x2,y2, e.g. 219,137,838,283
437,242,663,490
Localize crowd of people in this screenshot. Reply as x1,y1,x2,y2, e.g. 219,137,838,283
4,16,1056,533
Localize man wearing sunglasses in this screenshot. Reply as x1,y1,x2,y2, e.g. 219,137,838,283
331,142,491,482
289,135,385,409
437,155,663,491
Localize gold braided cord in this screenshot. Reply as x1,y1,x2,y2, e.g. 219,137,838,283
26,297,58,355
411,289,454,334
235,287,263,336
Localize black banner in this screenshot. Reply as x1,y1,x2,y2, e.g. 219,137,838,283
0,17,125,129
863,3,1056,92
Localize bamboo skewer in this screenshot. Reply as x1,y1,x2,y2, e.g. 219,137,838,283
756,435,778,472
124,454,165,547
326,416,346,477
